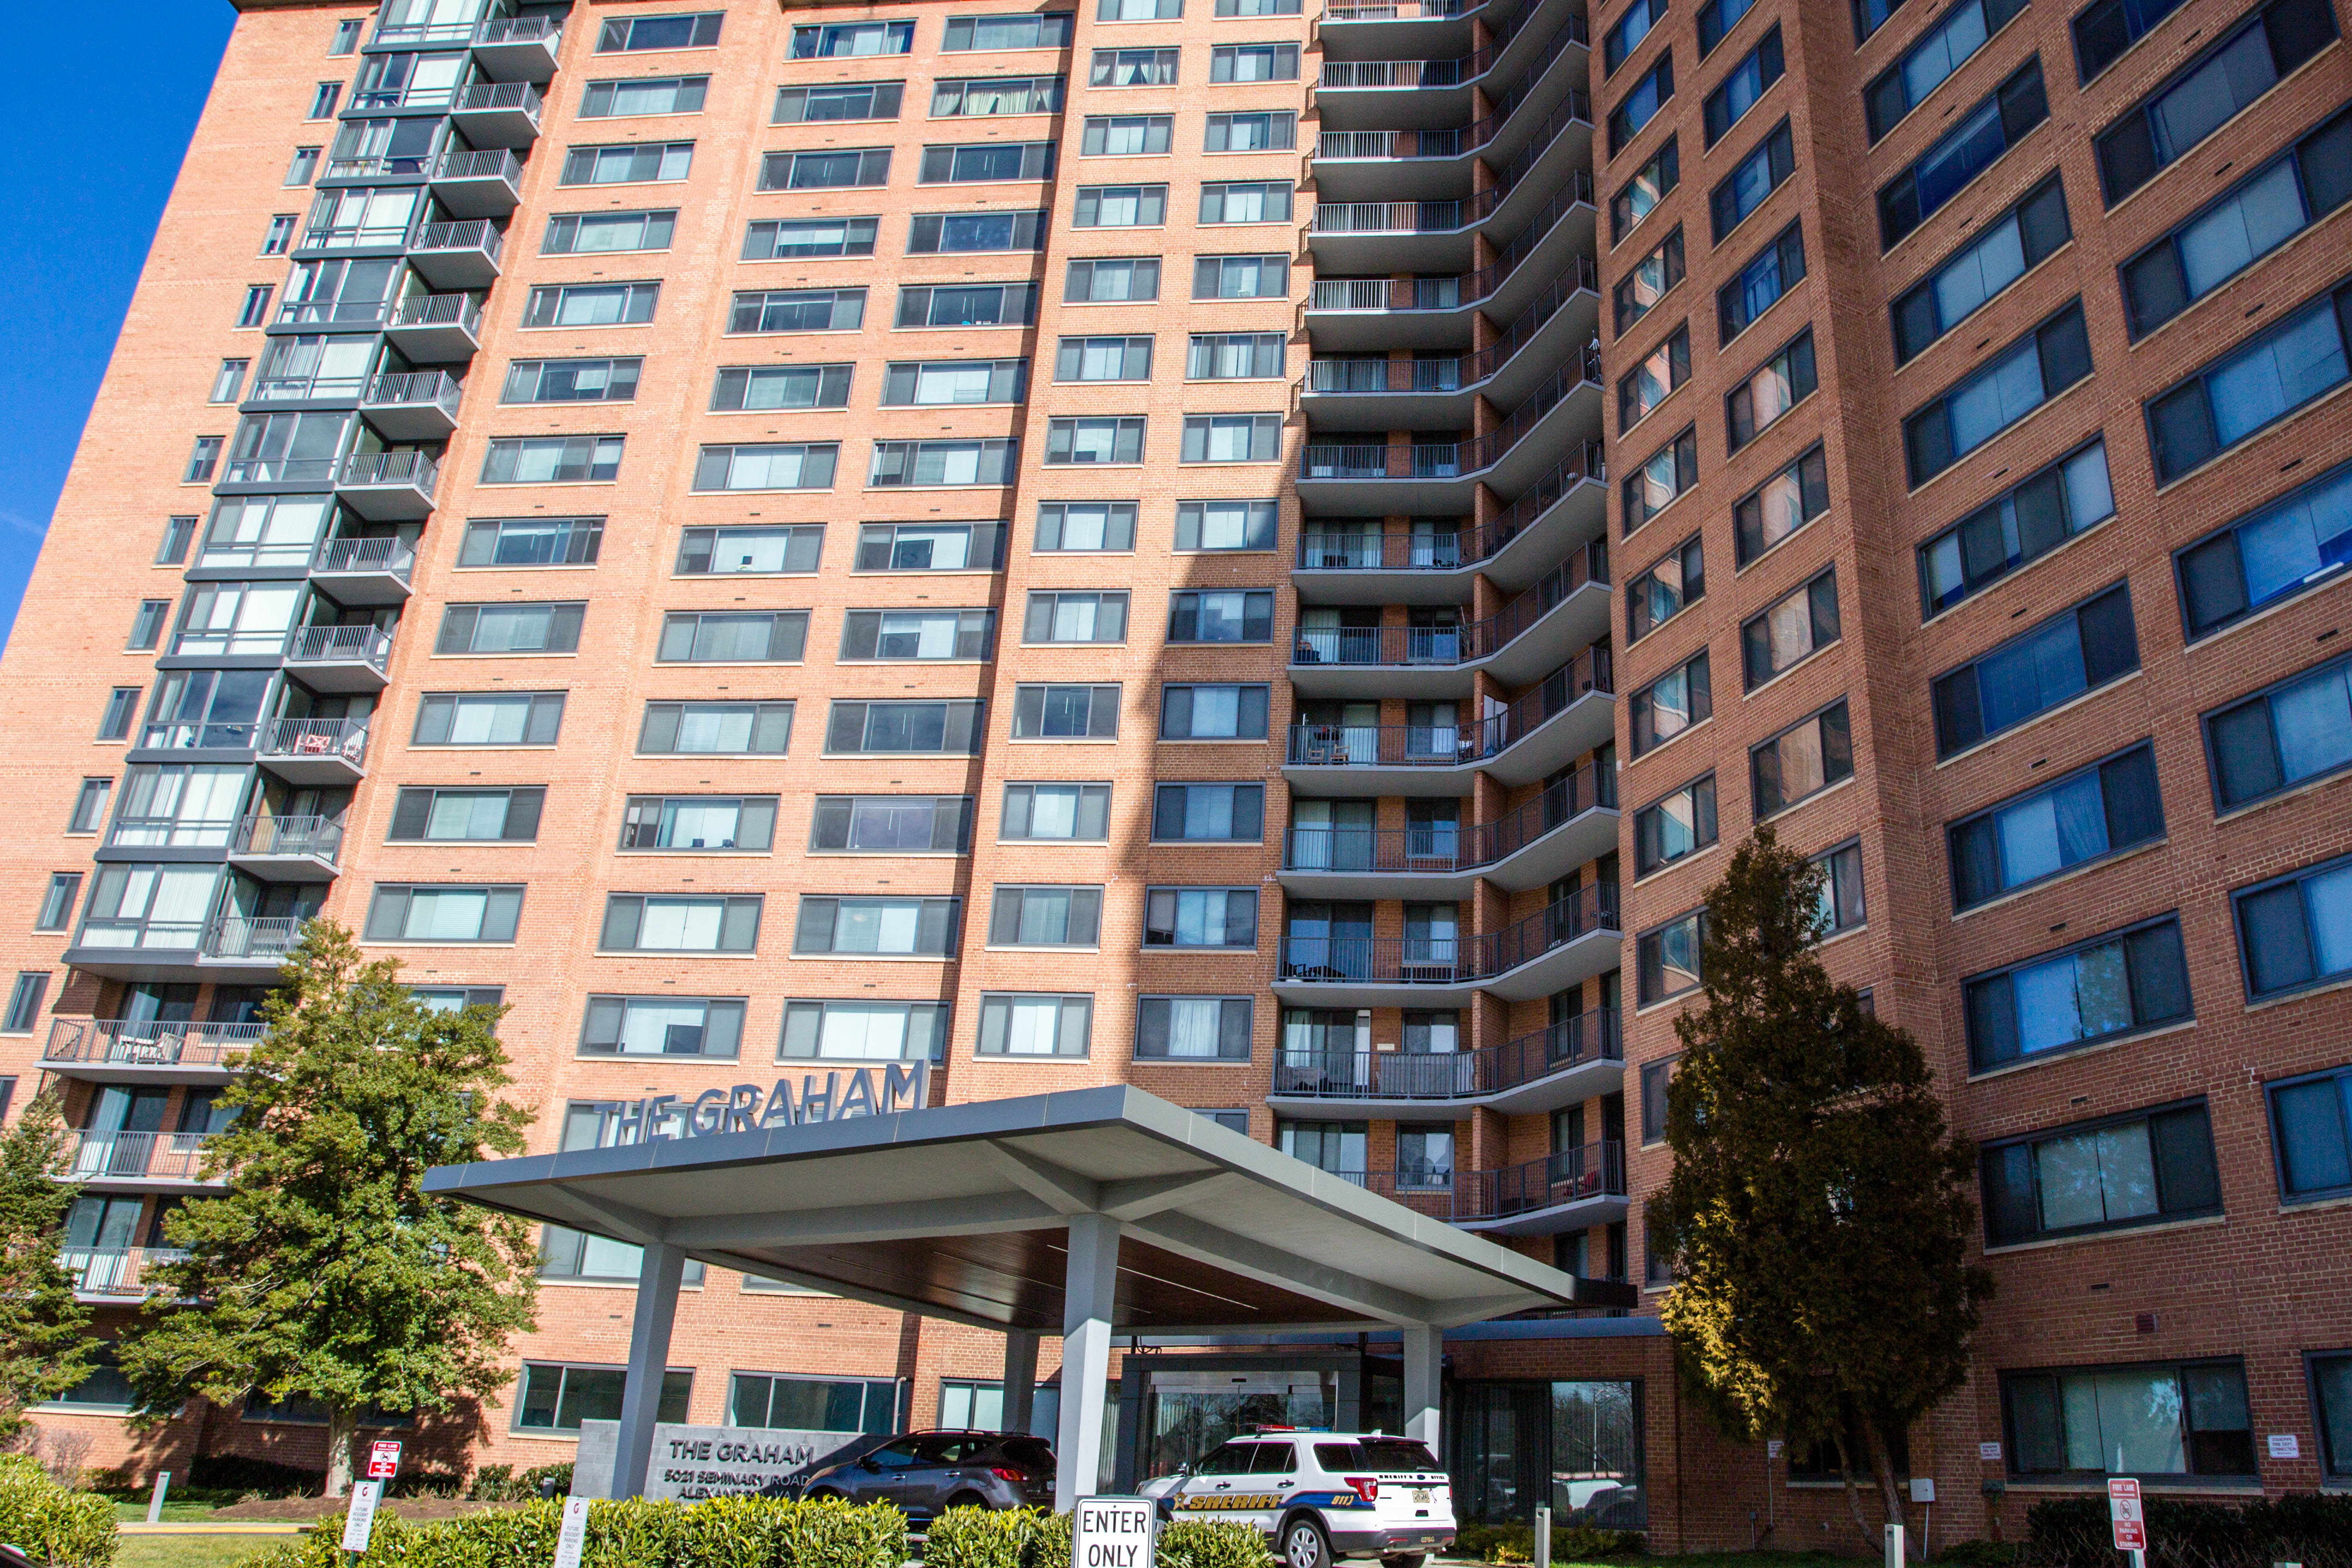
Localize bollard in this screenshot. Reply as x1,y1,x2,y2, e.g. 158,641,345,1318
1885,1523,1905,1568
1534,1505,1551,1568
145,1472,170,1526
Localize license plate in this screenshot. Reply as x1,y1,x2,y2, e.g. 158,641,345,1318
1412,1489,1430,1504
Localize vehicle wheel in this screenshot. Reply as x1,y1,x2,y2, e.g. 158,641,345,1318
1281,1517,1333,1568
946,1491,988,1512
808,1488,849,1503
1382,1555,1427,1568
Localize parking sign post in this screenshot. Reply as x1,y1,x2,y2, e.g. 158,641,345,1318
2108,1477,2147,1568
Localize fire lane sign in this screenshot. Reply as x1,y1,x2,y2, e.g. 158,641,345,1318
366,1439,402,1481
2108,1477,2147,1554
1074,1496,1158,1568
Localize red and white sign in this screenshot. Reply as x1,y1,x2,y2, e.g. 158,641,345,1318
366,1440,402,1481
2108,1478,2147,1553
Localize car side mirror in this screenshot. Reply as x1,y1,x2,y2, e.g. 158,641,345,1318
858,1457,881,1471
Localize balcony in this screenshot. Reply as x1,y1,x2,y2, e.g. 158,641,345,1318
1343,1143,1628,1235
1307,200,1468,272
336,449,439,520
311,535,417,605
1275,883,1619,1005
60,1246,190,1301
1298,358,1603,510
1318,0,1483,58
1302,258,1599,423
296,215,415,256
1285,645,1613,793
1316,7,1589,134
1289,541,1610,698
228,813,344,880
320,151,434,184
274,294,394,332
405,218,503,290
471,14,563,81
65,1131,225,1192
449,80,545,149
1270,1008,1621,1116
361,370,463,441
283,623,394,691
202,915,308,978
1312,79,1594,216
430,147,524,218
258,717,369,785
1279,761,1616,898
42,1018,261,1084
383,292,483,363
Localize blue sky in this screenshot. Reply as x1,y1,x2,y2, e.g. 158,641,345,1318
0,7,233,651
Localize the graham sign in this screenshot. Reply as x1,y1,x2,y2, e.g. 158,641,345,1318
575,1061,930,1144
1074,1497,1158,1568
573,1420,864,1502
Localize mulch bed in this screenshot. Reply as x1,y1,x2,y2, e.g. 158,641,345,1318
211,1495,532,1523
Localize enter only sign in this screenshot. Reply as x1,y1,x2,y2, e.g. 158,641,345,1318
1075,1497,1159,1568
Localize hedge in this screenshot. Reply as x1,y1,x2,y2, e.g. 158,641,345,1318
923,1508,1271,1568
244,1494,907,1568
1452,1522,1644,1564
0,1454,116,1568
2027,1492,2352,1568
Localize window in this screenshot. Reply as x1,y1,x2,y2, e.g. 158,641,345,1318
559,141,695,185
1074,185,1167,227
1194,259,1287,308
823,700,984,755
1967,916,2191,1072
1145,888,1258,948
794,896,960,956
1619,325,1690,430
457,518,605,570
1751,700,1854,817
517,1365,692,1431
978,993,1093,1056
1176,500,1278,552
1198,182,1292,223
1710,119,1793,242
2234,851,2352,1000
330,18,362,53
209,359,249,405
1036,502,1139,552
679,525,824,576
762,148,893,190
780,1001,950,1061
1948,743,2164,910
990,885,1104,947
1091,47,1180,84
929,75,1065,115
1205,111,1296,151
1703,28,1782,147
855,521,1004,572
639,701,794,756
2002,1360,2254,1481
363,884,525,944
920,143,1056,185
1070,258,1163,303
1904,301,2091,486
808,796,971,853
691,444,839,492
435,601,586,655
1056,336,1152,383
2175,456,2352,639
730,1374,900,1430
623,796,782,853
415,691,568,747
2096,0,2336,207
1921,440,2113,615
1983,1101,2222,1245
1161,684,1271,739
1613,139,1680,245
1046,417,1146,465
503,358,643,403
1103,0,1184,16
881,359,1027,405
1878,61,2047,249
945,13,1076,49
869,440,1018,486
2147,273,2352,484
728,288,866,333
1630,651,1711,755
896,283,1039,328
1742,568,1839,688
522,282,661,327
1726,328,1816,450
1634,775,1717,876
1182,414,1282,463
1894,176,2071,364
1637,910,1706,1005
127,601,170,651
657,610,811,662
1616,228,1687,335
542,211,676,256
1624,425,1699,532
600,11,722,50
1,974,48,1034
1136,997,1253,1059
184,436,223,483
1628,535,1704,641
1606,0,1668,74
1868,0,2025,142
285,147,320,186
2122,109,2352,340
2074,0,2188,77
37,874,83,933
775,81,904,122
1002,783,1111,841
793,20,916,57
305,80,342,120
388,788,545,843
262,214,295,255
2270,1063,2352,1202
1168,590,1274,643
540,1226,705,1286
1211,42,1299,80
710,365,852,412
1013,684,1121,738
1187,334,1284,380
581,76,709,118
840,608,993,660
744,217,881,259
1024,592,1128,644
157,514,198,566
601,895,762,954
1812,840,1866,936
1640,1056,1677,1143
1152,783,1265,840
2207,651,2352,812
1219,0,1301,12
1610,54,1675,155
1934,583,2137,756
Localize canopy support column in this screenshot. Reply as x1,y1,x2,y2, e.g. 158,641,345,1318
613,1241,686,1500
1003,1328,1039,1435
1055,1212,1120,1511
1402,1321,1442,1451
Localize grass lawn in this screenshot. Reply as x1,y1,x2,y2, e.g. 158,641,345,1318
118,1535,291,1568
103,1487,254,1523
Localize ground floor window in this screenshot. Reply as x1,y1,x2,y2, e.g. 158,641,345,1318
2312,1352,2352,1478
515,1363,691,1432
729,1373,898,1433
43,1344,133,1412
2000,1359,2254,1480
1450,1380,1645,1528
1141,1368,1335,1481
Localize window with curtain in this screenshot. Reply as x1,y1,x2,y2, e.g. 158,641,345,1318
1946,743,2164,910
1931,583,2137,755
2231,852,2352,1000
1965,916,2191,1072
1135,997,1253,1059
1919,440,2112,615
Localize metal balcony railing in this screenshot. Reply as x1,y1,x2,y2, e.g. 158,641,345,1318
1301,441,1467,480
1324,0,1471,19
276,294,394,330
1317,10,1586,100
353,84,462,112
1286,648,1613,768
285,622,394,670
1311,200,1465,235
1279,884,1619,984
1292,548,1608,666
323,152,435,181
1316,1144,1625,1223
1295,444,1605,571
453,80,546,122
1306,199,1594,321
373,12,476,44
1316,130,1468,160
59,1247,190,1298
259,716,370,767
1283,761,1614,875
1320,58,1464,88
233,813,345,861
1272,1007,1621,1100
1465,259,1597,382
1310,277,1464,312
476,14,564,46
301,215,418,250
67,1130,222,1184
364,370,463,416
43,1018,265,1071
434,147,524,184
221,453,341,485
313,535,417,580
250,368,368,402
205,915,307,964
1306,358,1465,393
408,218,505,263
392,292,484,334
338,449,440,493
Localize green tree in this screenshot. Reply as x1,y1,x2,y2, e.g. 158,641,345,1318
118,922,539,1494
1653,828,1993,1555
0,1089,96,1441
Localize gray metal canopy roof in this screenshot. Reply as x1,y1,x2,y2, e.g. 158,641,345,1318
424,1085,1635,1333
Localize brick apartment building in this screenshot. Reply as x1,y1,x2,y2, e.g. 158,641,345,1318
0,0,2343,1546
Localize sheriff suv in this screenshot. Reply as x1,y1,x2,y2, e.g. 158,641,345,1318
1154,1431,1454,1568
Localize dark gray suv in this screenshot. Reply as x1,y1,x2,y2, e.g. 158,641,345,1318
799,1430,1056,1523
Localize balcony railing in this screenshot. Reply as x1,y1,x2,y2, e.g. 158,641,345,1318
285,623,394,671
339,448,440,494
1316,130,1467,160
373,12,476,44
1310,277,1464,313
276,294,394,330
408,218,505,263
233,813,345,862
205,915,307,964
43,1018,265,1072
259,716,370,767
1301,441,1467,480
1284,761,1614,876
313,535,418,581
301,215,418,251
60,1247,189,1298
1322,1143,1626,1224
476,14,564,47
221,453,340,485
1320,58,1463,88
323,152,435,181
250,368,368,402
1325,0,1470,19
1465,259,1598,382
1318,10,1586,99
352,84,462,112
434,147,523,185
1311,200,1465,236
1306,358,1465,394
392,292,484,334
1272,1007,1621,1100
67,1130,221,1184
452,80,546,123
1279,883,1619,984
1296,444,1605,571
364,370,463,417
1285,647,1613,768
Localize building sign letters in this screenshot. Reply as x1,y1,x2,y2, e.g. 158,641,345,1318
577,1062,930,1145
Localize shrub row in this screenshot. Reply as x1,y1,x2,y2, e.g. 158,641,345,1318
2028,1493,2352,1568
0,1455,116,1568
247,1494,908,1568
1451,1522,1644,1564
923,1508,1272,1568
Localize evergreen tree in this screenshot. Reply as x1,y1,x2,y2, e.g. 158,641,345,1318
1653,828,1993,1554
118,923,539,1494
0,1090,95,1440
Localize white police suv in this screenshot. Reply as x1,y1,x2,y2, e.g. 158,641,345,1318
1149,1431,1455,1568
